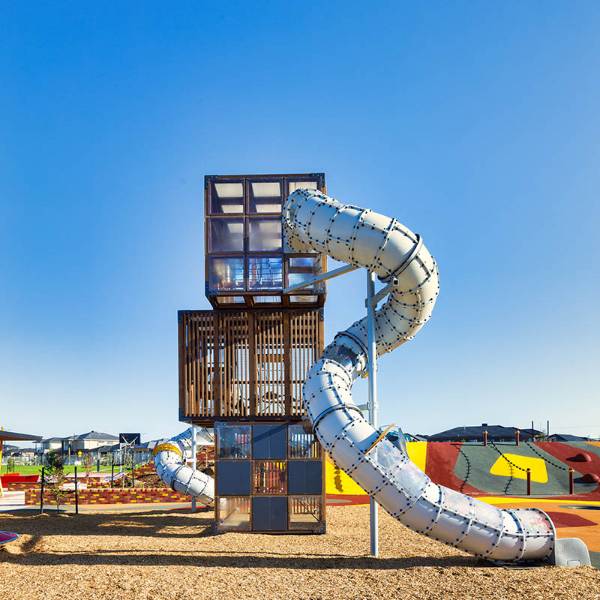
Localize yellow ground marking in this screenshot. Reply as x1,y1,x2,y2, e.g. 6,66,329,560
325,441,427,496
325,457,366,495
587,442,600,448
489,453,548,483
406,441,427,473
478,496,600,506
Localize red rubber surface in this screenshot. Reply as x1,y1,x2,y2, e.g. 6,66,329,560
545,511,597,528
425,442,481,495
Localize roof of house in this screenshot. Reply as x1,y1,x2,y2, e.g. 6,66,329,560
10,447,37,454
74,431,119,441
90,444,120,453
42,437,65,443
427,424,544,441
0,429,42,443
547,433,590,442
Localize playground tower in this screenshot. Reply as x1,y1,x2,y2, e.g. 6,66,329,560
177,173,327,533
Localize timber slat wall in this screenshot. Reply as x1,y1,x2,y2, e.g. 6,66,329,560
179,308,323,422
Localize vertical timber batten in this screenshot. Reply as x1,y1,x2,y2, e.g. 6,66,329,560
283,313,292,415
249,312,257,417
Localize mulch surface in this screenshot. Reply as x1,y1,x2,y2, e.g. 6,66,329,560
0,505,599,600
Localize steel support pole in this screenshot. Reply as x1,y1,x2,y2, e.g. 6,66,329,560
0,439,3,498
191,425,197,512
366,270,379,557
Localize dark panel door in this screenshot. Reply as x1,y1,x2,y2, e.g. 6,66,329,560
287,460,323,495
252,424,287,459
252,496,288,531
216,460,251,495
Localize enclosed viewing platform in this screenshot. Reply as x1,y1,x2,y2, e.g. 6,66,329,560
205,173,327,309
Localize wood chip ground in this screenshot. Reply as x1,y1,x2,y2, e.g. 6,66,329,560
0,505,598,599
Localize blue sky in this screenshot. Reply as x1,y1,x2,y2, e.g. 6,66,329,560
1,2,599,442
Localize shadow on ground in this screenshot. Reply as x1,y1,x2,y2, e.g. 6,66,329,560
0,509,489,570
0,509,214,539
2,550,480,570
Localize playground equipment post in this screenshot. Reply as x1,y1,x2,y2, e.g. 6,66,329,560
191,425,197,512
366,270,379,558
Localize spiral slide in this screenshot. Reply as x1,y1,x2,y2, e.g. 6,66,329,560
283,188,589,566
154,187,590,566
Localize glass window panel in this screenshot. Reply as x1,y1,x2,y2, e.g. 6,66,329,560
208,258,245,292
216,424,251,459
287,256,323,292
248,218,282,252
218,497,251,531
215,296,245,304
289,496,322,530
288,424,320,459
211,183,244,214
253,460,287,495
288,181,318,194
288,271,315,289
248,257,283,290
249,182,282,214
289,256,319,269
290,295,319,303
253,296,281,303
209,218,244,252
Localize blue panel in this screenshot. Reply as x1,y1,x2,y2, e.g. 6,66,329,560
216,461,251,495
252,496,288,531
288,460,323,495
252,424,287,459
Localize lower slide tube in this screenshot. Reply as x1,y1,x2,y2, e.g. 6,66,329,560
153,428,214,505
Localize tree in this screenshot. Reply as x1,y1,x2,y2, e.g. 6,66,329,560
44,451,67,513
82,452,94,479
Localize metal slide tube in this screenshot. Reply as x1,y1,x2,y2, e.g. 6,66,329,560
283,189,556,563
153,428,214,505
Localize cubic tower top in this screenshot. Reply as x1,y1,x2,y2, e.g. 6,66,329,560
204,173,327,308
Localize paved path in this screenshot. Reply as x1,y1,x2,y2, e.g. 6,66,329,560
0,491,26,512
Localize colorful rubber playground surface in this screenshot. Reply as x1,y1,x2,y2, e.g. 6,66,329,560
0,531,18,545
326,441,600,567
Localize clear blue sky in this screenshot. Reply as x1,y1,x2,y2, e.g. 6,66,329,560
1,2,599,442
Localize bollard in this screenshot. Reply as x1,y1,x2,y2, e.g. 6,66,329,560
74,466,79,515
526,468,531,495
569,468,575,495
515,429,520,446
40,467,45,514
483,430,488,447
